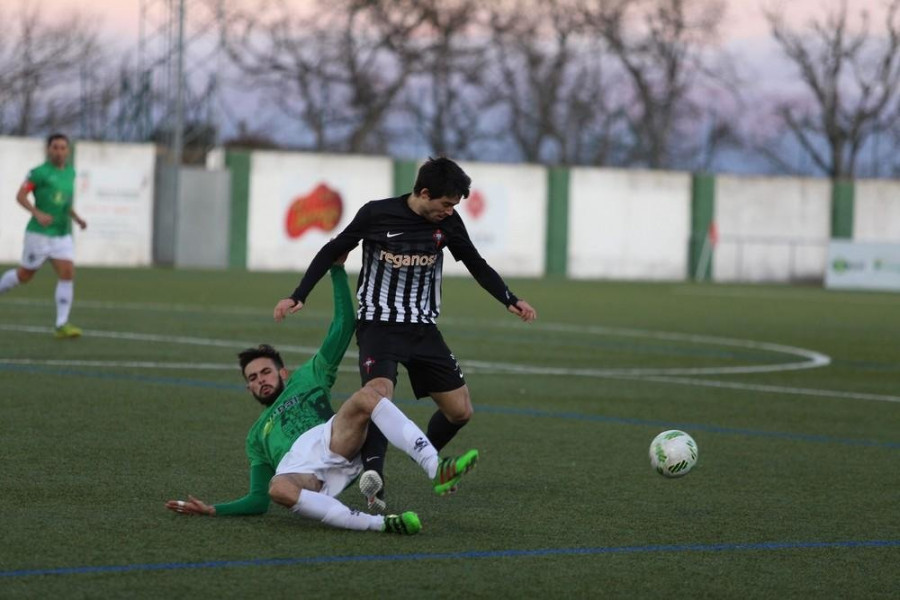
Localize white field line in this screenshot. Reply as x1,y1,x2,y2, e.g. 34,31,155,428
1,322,829,376
0,298,330,317
462,321,831,376
7,323,896,403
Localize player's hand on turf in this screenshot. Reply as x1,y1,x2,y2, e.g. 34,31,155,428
508,300,537,323
166,495,216,516
274,298,303,322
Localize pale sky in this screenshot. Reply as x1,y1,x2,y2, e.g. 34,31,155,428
18,0,870,43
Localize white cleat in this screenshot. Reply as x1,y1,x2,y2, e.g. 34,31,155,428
359,470,386,513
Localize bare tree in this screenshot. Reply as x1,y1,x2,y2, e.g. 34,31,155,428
218,0,427,153
0,4,103,136
394,0,493,159
553,38,627,166
580,0,730,169
484,0,613,164
763,0,900,179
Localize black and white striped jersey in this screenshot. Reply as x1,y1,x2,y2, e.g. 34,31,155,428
290,194,518,324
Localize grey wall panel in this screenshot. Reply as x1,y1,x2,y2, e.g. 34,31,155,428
176,168,231,269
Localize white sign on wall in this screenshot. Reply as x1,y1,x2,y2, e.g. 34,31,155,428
246,152,393,275
74,142,156,266
825,240,900,291
0,139,154,267
446,161,546,278
246,154,547,280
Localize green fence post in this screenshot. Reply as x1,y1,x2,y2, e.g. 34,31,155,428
688,173,716,281
393,160,419,195
831,179,854,239
226,150,251,269
546,167,570,278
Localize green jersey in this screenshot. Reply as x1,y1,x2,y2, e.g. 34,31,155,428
214,266,356,516
25,161,76,237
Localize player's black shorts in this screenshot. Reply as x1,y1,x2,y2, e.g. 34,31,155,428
355,321,466,399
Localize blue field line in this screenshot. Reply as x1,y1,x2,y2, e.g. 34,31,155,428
2,539,899,579
0,363,244,392
2,362,898,450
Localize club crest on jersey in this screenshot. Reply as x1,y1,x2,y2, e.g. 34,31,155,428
363,357,376,374
433,229,445,248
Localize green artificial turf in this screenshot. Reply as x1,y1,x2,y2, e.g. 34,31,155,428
1,267,898,598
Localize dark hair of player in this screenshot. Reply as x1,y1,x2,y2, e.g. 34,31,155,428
238,344,285,377
413,156,471,200
46,133,69,146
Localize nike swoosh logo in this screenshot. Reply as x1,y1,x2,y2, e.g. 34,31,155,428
386,232,404,238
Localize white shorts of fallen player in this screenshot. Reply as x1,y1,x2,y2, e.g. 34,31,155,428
21,232,75,270
274,416,363,497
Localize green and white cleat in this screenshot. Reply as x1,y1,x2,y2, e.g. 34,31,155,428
382,511,421,535
54,323,82,339
359,470,387,513
433,449,479,496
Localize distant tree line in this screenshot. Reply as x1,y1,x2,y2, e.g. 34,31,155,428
2,0,900,179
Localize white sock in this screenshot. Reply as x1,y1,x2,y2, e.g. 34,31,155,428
55,280,74,327
291,489,383,531
371,398,440,479
0,269,20,294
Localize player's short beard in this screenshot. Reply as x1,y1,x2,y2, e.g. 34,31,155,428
253,377,285,407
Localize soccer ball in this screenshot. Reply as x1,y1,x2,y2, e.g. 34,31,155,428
649,430,698,477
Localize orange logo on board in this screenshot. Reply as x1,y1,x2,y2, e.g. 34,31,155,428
465,190,486,219
285,183,343,239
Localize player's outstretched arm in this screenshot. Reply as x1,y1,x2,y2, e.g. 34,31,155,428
166,464,273,516
166,495,216,516
507,299,537,323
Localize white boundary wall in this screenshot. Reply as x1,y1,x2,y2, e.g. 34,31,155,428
75,142,155,266
714,175,830,282
568,168,691,279
246,152,393,274
0,137,45,264
246,153,547,278
447,161,546,277
0,138,154,266
853,179,900,242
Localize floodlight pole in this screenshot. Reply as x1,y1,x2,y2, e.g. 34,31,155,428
172,0,186,169
170,0,185,266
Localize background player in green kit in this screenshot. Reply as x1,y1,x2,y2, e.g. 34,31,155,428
0,133,86,338
166,261,478,535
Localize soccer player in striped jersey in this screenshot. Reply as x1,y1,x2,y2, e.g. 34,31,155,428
273,157,537,511
166,259,478,535
0,133,86,338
